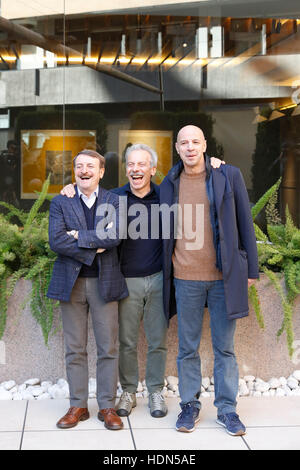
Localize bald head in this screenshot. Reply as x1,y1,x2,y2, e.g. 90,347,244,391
175,125,207,173
177,125,205,143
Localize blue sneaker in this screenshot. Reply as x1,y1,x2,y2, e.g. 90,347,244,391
216,412,246,436
176,403,200,433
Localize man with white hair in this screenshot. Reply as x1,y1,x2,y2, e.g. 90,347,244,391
112,143,168,418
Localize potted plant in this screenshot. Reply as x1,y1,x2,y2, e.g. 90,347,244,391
250,177,300,357
0,176,58,345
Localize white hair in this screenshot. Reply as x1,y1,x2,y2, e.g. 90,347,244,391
124,143,158,168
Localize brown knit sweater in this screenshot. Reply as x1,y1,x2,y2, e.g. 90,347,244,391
172,169,223,281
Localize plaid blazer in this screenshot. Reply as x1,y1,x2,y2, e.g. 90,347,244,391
47,185,128,303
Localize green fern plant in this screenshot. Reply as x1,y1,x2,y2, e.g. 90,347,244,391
0,175,58,344
250,177,300,357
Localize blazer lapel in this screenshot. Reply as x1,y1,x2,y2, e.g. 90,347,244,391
94,185,103,229
69,188,87,229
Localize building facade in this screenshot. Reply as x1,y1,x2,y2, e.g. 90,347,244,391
0,0,299,222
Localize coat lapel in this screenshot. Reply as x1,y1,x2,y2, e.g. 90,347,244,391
212,168,226,213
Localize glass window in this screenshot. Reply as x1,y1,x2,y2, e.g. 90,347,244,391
0,1,299,224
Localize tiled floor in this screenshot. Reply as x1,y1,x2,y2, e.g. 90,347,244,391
1,396,300,450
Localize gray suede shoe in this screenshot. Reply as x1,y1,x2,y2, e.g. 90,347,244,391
116,391,136,417
148,390,168,418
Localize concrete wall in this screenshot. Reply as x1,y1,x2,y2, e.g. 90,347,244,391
0,54,296,109
1,276,300,384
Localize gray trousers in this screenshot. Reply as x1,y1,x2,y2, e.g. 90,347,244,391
60,278,119,409
118,271,168,394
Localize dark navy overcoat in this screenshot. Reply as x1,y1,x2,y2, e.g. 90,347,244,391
160,156,259,322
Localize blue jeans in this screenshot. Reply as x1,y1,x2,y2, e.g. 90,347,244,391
174,278,239,415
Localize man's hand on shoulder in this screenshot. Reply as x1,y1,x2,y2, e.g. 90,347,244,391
61,183,76,197
67,230,78,239
210,157,225,169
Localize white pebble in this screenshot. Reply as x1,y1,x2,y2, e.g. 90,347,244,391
239,383,250,397
37,393,51,400
48,384,68,399
202,377,210,390
268,378,281,389
255,381,270,392
3,380,16,391
283,386,292,396
0,388,12,400
12,392,23,400
88,379,96,394
21,391,35,400
25,378,40,386
30,386,44,397
57,378,68,388
41,381,52,392
287,377,298,390
275,388,286,397
292,370,300,381
244,375,255,382
167,375,178,391
279,377,287,387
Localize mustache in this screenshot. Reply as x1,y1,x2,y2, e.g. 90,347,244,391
129,171,144,177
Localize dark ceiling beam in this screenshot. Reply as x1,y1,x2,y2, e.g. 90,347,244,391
0,16,162,95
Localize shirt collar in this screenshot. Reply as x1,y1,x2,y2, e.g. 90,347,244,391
77,185,99,201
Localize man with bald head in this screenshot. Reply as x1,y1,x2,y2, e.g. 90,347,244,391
160,125,258,436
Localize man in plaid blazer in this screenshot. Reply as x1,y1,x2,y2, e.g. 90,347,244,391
47,149,128,431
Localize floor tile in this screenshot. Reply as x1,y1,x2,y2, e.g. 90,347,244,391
0,400,27,432
132,428,248,450
129,397,218,429
243,426,300,450
25,398,129,431
0,432,22,450
237,397,300,427
21,429,134,450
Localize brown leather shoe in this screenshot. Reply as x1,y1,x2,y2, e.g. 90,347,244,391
56,407,89,429
98,408,124,430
